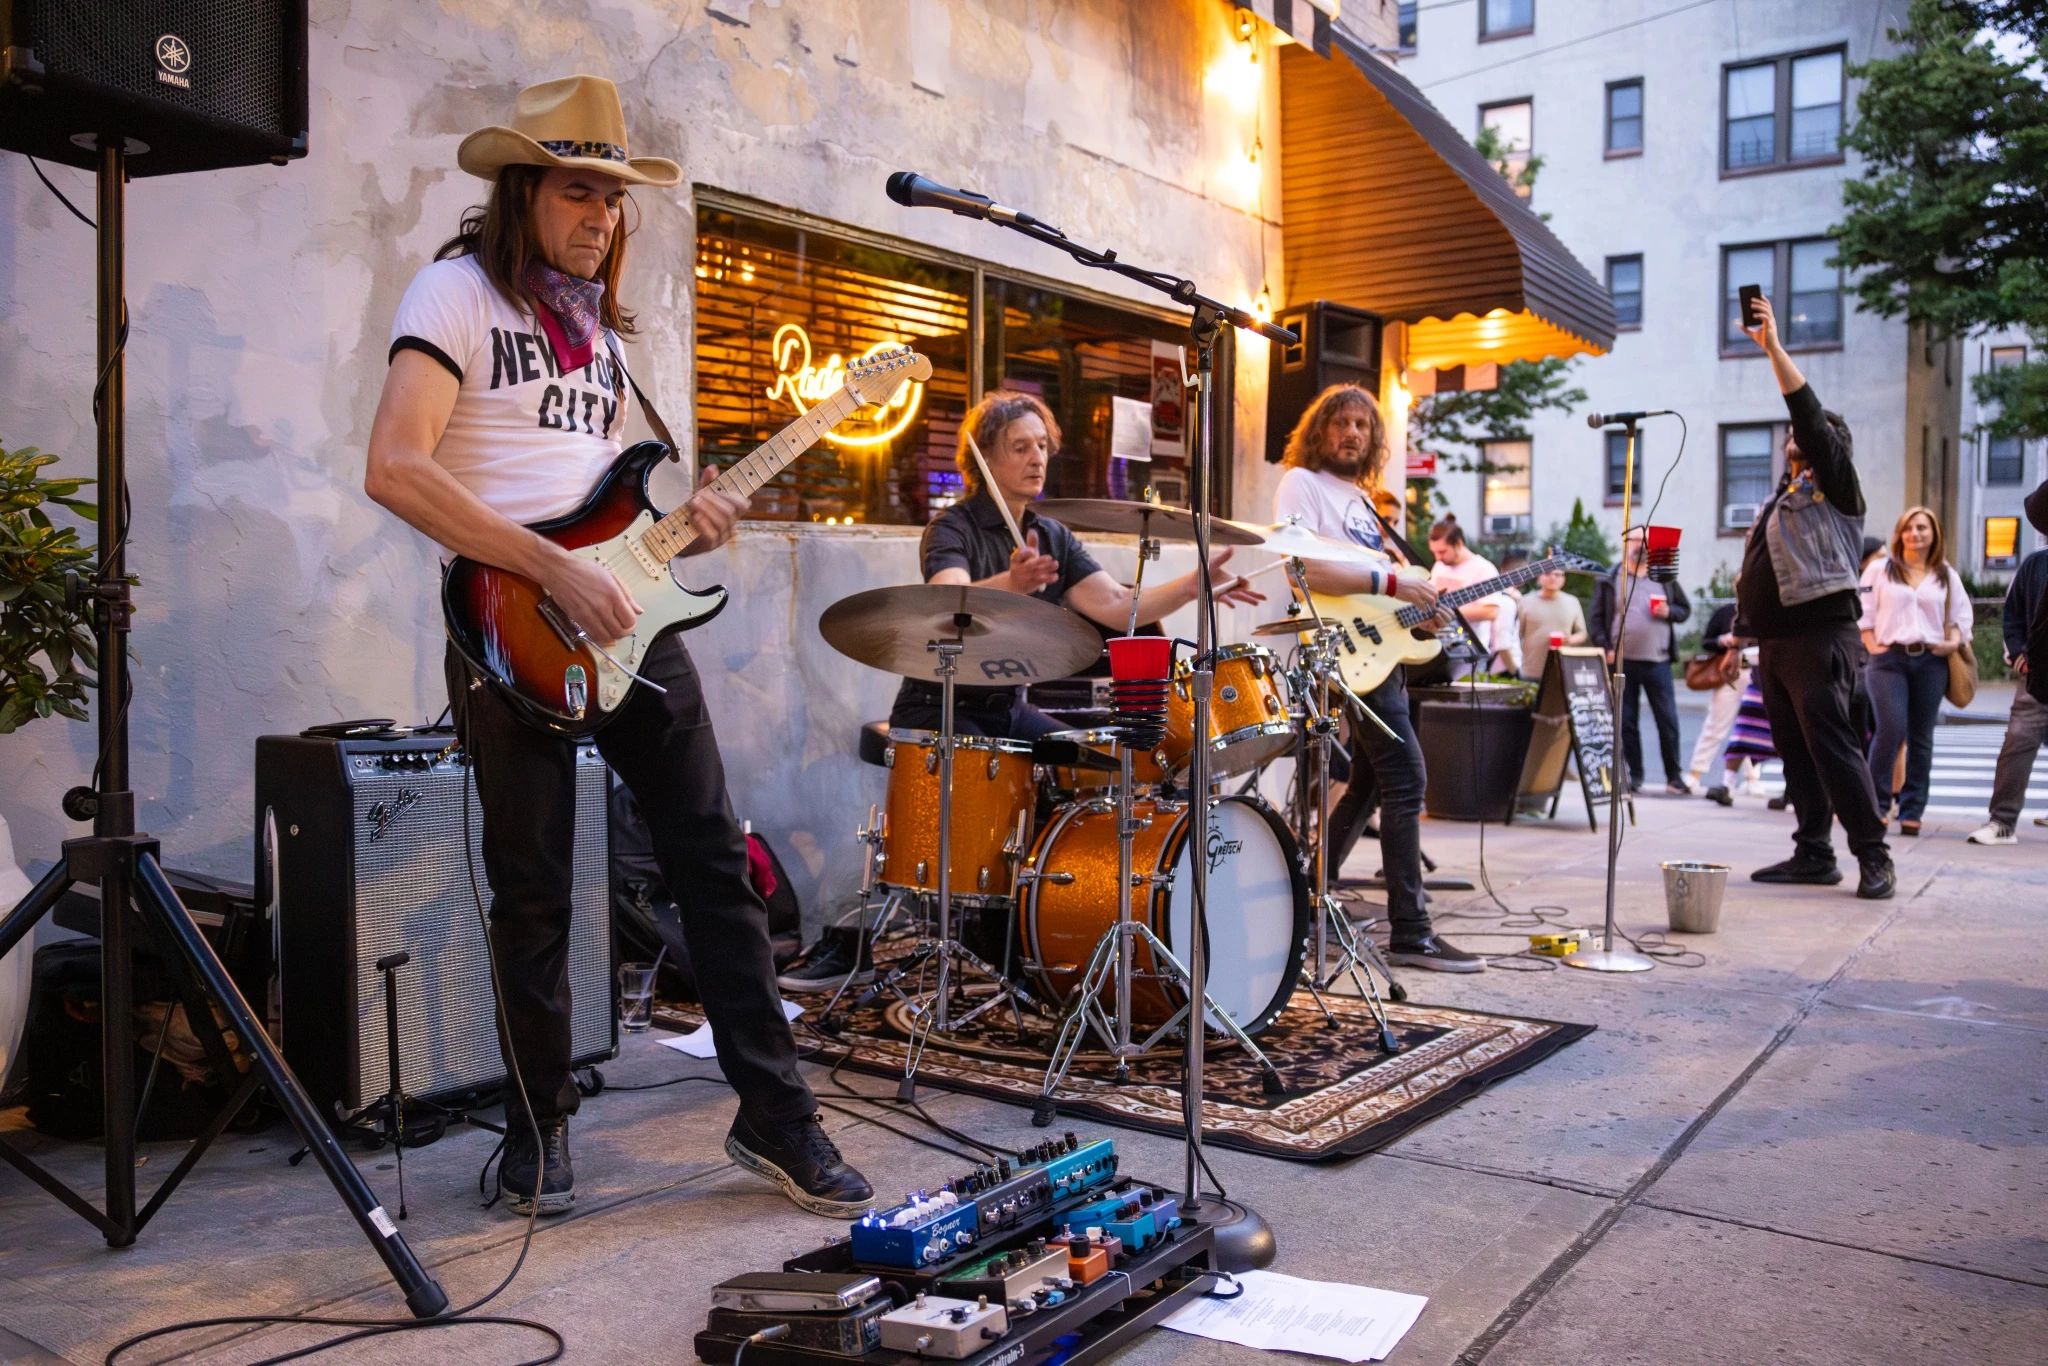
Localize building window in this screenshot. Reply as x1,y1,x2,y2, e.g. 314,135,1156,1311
1604,429,1637,502
1479,98,1534,193
1724,47,1845,174
1722,239,1841,353
1719,424,1780,533
1480,439,1532,537
693,201,1205,527
1480,0,1533,40
1985,435,2023,485
1992,344,2028,370
1398,1,1417,50
1985,516,2021,570
1606,79,1643,156
1606,255,1643,328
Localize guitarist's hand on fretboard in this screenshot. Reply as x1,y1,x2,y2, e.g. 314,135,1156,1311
681,483,748,556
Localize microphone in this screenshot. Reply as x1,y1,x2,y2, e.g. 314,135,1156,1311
885,171,1061,233
1586,409,1677,428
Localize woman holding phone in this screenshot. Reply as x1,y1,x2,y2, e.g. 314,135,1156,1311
1859,507,1972,835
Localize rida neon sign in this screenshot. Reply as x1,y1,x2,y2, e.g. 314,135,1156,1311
764,322,924,449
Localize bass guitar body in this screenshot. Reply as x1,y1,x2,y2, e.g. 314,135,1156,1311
1307,589,1444,697
442,440,725,738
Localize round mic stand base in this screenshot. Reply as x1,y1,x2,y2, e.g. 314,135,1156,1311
1205,1197,1279,1272
1565,945,1657,973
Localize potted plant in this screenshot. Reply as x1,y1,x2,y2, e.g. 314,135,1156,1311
0,442,100,734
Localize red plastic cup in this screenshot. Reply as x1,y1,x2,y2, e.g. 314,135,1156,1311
1107,635,1174,682
1549,632,1565,648
1645,525,1682,554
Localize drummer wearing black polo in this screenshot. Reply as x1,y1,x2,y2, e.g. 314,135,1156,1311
889,389,1260,739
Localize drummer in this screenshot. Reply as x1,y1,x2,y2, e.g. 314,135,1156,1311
890,389,1263,739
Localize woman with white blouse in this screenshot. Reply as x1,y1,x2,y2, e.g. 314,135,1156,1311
1859,506,1972,836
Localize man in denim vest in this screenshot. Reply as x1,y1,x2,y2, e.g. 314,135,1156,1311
1734,295,1894,899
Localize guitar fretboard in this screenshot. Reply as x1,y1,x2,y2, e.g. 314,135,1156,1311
1393,557,1565,627
637,386,866,563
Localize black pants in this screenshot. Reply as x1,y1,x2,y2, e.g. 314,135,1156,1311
1620,658,1683,787
1866,648,1947,822
1755,627,1890,865
1328,672,1430,937
446,637,813,1128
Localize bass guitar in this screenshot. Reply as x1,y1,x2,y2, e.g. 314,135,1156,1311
1305,548,1606,696
443,346,932,736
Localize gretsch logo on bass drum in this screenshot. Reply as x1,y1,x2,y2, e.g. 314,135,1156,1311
1206,820,1242,872
155,34,193,89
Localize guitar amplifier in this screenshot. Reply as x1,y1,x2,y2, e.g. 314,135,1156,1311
255,731,616,1114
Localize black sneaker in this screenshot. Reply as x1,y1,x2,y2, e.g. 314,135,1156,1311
1856,856,1896,900
1666,779,1693,796
1385,934,1485,973
1767,796,1789,810
776,926,875,992
499,1115,574,1216
1704,786,1734,808
1750,854,1843,885
726,1111,875,1217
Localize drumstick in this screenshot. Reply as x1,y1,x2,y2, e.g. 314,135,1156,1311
965,433,1028,553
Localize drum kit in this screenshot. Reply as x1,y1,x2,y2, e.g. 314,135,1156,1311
819,504,1412,1111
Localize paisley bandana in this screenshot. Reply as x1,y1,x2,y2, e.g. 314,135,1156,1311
524,260,607,373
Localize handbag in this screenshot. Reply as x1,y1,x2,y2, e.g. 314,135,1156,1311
1942,575,1978,707
1684,648,1741,692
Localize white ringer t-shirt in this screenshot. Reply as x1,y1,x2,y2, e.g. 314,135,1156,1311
388,254,633,528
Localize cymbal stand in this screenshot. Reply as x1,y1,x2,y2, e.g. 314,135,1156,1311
1285,566,1400,1051
898,622,1038,1099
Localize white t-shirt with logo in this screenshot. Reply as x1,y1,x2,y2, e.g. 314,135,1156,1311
388,254,632,530
1271,466,1390,554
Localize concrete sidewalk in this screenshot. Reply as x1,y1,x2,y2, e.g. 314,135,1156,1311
1,790,2044,1364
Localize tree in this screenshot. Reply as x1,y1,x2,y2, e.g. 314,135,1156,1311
1538,498,1618,622
1833,0,2048,438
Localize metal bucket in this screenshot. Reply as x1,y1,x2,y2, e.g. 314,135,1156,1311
1660,861,1728,934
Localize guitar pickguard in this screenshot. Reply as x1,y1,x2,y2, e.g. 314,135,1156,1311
570,510,727,715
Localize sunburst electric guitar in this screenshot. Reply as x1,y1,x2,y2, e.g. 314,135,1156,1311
1307,549,1606,696
443,346,932,736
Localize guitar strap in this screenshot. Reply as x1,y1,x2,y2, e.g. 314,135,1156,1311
605,340,681,460
1369,507,1490,662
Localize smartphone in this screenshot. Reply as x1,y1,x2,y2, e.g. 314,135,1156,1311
1737,283,1763,329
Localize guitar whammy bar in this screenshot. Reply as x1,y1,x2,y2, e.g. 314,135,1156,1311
695,1134,1229,1363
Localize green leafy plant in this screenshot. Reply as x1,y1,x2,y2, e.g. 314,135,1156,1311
0,442,100,733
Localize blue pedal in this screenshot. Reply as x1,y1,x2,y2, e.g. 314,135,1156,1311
849,1195,980,1268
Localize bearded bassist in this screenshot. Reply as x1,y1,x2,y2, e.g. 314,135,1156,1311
364,75,873,1219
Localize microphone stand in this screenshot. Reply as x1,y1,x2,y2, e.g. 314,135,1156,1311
942,206,1291,1272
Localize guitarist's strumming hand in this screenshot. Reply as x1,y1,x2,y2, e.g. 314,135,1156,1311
538,546,641,643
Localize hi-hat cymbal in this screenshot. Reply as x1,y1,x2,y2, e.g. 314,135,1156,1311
819,584,1105,682
1250,616,1319,638
1030,499,1267,546
1237,520,1387,566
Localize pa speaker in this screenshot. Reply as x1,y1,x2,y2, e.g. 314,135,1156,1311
1,0,308,176
1266,301,1383,463
255,731,616,1115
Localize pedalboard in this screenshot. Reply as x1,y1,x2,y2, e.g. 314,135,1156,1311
876,1294,1008,1360
848,1133,1118,1269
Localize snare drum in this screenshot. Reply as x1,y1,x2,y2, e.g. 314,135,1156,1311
1019,794,1308,1037
880,730,1037,903
1159,644,1295,779
1041,727,1170,794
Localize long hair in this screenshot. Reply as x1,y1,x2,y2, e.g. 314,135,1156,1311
1884,505,1949,585
957,390,1061,495
434,164,638,335
1282,384,1388,488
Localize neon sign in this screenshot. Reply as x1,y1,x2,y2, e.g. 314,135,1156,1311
764,322,924,449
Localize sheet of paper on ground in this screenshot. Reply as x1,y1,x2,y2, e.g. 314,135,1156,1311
1162,1269,1427,1363
658,999,805,1059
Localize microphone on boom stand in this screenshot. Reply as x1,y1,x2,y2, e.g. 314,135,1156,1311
1585,409,1677,428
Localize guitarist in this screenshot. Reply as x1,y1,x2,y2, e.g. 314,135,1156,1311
364,76,872,1219
1272,385,1483,973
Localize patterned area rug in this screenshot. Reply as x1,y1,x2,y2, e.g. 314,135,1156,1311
655,978,1591,1163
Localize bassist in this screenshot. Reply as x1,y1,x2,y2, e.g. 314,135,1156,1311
364,75,872,1219
1272,385,1482,972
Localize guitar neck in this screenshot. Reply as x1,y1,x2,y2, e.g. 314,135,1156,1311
1394,558,1560,627
637,386,865,561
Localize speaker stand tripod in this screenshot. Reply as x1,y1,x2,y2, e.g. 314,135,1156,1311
0,143,448,1317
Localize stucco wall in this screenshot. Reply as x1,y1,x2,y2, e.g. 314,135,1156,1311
0,0,1289,921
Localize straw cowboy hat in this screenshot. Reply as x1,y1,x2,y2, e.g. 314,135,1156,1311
457,74,680,187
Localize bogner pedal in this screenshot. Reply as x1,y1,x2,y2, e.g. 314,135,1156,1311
877,1293,1009,1359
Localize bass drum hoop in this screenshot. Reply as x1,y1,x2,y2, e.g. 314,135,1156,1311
1156,793,1310,1039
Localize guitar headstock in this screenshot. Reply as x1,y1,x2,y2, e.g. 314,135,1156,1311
845,346,934,407
1544,545,1611,576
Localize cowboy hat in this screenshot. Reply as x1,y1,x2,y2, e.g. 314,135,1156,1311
457,74,680,187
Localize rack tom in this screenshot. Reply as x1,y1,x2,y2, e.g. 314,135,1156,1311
1159,644,1294,779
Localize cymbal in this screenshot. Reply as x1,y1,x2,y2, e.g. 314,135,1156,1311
1030,499,1267,546
819,584,1104,682
1250,616,1318,637
1237,520,1387,566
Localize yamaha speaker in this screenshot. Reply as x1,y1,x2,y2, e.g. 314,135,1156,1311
1265,301,1383,463
0,0,309,176
255,731,616,1115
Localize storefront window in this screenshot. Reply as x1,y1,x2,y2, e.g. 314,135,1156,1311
694,203,1212,526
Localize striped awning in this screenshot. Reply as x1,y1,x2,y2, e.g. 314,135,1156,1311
1234,0,1336,57
1278,31,1617,367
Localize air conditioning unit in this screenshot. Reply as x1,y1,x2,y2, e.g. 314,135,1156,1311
1723,503,1759,529
1483,513,1529,538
